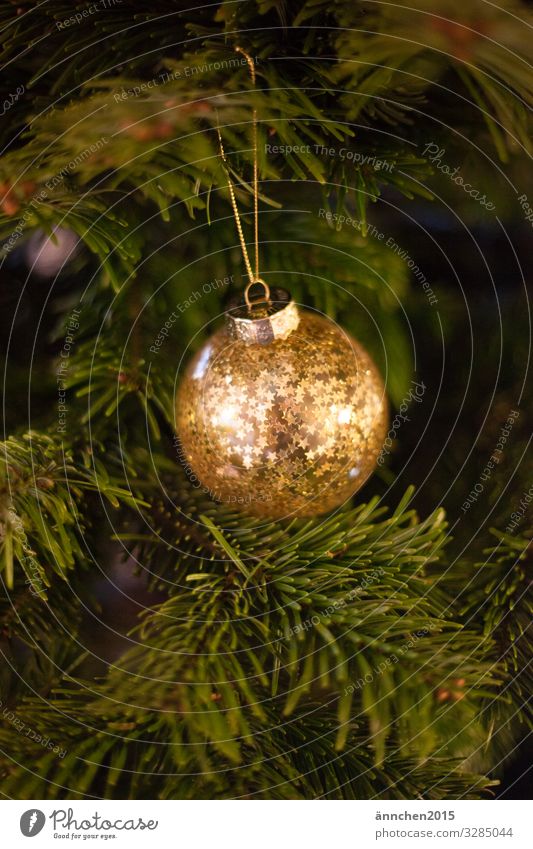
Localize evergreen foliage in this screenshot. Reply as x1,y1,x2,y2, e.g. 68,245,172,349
0,0,530,799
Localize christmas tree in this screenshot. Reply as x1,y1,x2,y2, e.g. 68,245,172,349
0,0,531,800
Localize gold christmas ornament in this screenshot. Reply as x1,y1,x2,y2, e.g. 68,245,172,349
175,282,388,519
176,50,386,517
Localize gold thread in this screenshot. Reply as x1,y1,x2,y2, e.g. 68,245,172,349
217,47,260,289
217,127,254,285
235,47,259,282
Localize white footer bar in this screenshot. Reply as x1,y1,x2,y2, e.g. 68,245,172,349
2,799,531,848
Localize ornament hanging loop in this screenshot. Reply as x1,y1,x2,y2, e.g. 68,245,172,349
244,278,271,311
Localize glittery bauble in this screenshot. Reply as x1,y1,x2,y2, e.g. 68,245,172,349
176,287,388,519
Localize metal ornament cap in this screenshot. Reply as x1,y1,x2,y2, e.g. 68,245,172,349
226,281,300,345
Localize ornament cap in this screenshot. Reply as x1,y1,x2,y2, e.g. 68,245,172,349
226,283,300,345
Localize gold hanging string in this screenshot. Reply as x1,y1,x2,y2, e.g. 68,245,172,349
217,46,263,303
217,126,255,285
235,47,259,283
